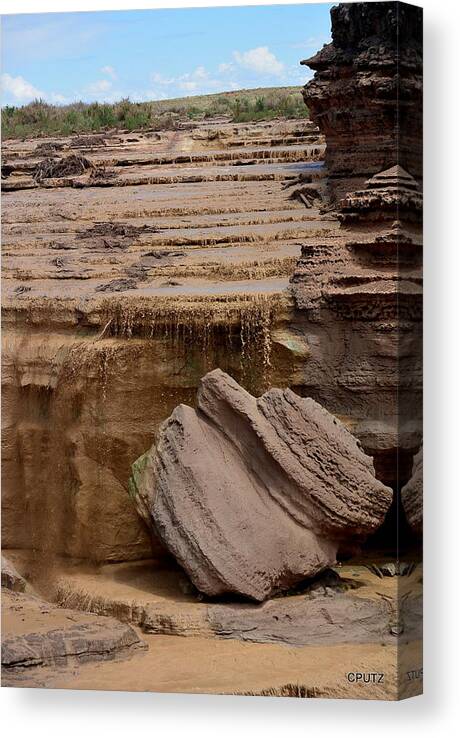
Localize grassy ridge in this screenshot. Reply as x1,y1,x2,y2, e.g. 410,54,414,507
1,87,308,140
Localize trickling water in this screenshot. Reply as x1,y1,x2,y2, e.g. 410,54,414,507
2,291,290,568
93,293,284,392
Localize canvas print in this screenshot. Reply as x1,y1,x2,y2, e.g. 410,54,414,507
1,1,422,699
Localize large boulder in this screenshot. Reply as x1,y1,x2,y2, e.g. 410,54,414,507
130,370,392,601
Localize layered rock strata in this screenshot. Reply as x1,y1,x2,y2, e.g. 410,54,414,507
1,117,325,563
1,588,145,674
291,164,422,489
129,369,392,601
302,1,423,199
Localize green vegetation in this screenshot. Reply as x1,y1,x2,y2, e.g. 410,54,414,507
1,87,308,139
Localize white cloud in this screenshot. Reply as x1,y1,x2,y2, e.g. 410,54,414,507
218,62,235,74
48,92,69,105
179,81,198,92
83,78,127,103
101,65,117,79
87,79,112,94
1,72,71,106
177,67,212,92
131,89,168,102
151,72,177,86
190,66,207,80
1,73,42,102
150,66,222,95
233,47,284,76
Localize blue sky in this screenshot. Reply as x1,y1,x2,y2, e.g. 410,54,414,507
1,3,333,106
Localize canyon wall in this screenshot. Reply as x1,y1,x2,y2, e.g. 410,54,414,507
293,2,423,530
290,166,422,493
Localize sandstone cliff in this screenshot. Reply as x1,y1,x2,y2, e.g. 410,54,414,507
292,3,423,513
302,1,423,199
290,163,422,492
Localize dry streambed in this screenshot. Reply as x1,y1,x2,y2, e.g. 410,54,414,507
1,552,422,698
1,117,328,315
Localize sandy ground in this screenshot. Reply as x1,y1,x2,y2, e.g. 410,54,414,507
2,553,423,699
4,628,422,700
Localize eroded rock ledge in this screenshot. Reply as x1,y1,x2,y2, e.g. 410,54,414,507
302,1,423,199
129,369,392,602
1,588,145,676
290,161,422,488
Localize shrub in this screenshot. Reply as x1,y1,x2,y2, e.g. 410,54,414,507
1,87,309,139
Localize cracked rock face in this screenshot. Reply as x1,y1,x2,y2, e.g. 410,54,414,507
129,369,392,602
401,446,423,535
302,1,423,200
